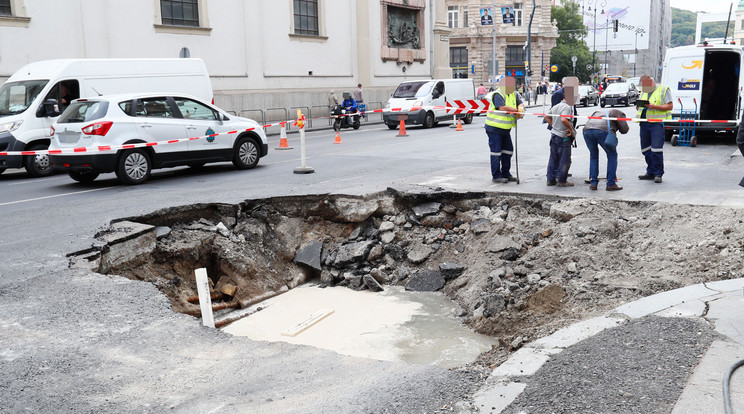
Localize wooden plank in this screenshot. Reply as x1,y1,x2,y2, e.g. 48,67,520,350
281,308,335,337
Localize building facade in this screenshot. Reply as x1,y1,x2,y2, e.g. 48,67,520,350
444,0,558,88
0,0,451,114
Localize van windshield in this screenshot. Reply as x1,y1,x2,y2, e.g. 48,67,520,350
393,81,434,98
0,80,49,116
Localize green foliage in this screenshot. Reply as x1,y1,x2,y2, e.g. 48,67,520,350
550,4,592,82
671,7,733,47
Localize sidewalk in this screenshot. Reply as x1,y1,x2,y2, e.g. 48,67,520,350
470,278,744,413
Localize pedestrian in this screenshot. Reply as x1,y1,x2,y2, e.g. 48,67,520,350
353,83,366,118
636,74,673,183
583,108,629,191
328,89,339,109
544,78,578,187
485,76,524,183
524,87,532,106
476,83,487,99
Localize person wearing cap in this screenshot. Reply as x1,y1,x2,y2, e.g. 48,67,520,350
636,75,672,183
484,76,523,183
341,91,357,113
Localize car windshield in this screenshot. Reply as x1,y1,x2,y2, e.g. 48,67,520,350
579,86,592,94
58,101,109,123
0,80,49,116
392,81,434,98
605,83,629,93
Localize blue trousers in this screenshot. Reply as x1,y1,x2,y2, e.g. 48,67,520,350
486,126,513,179
583,129,618,187
547,134,572,182
640,123,664,176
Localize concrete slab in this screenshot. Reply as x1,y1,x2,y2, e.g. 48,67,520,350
706,291,744,345
615,283,718,319
654,299,708,318
671,340,744,414
706,278,744,293
471,382,526,414
527,316,624,350
489,348,557,378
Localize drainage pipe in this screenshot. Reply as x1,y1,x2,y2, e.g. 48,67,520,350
724,358,744,414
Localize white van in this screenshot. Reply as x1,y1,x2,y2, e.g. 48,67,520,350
0,58,212,177
661,44,744,141
383,79,475,129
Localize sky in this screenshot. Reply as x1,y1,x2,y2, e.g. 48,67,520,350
670,0,740,14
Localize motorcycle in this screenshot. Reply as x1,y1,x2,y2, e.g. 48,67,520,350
331,104,361,131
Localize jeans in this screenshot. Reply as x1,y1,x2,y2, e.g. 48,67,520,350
583,128,618,187
486,125,513,179
547,134,572,182
640,123,664,176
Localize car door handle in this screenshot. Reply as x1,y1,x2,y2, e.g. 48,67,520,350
140,123,152,128
186,125,197,130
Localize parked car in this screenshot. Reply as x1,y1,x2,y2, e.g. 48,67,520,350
627,76,641,88
578,85,599,106
48,93,268,184
600,82,639,107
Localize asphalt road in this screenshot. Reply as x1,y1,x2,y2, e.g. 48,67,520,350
1,105,743,412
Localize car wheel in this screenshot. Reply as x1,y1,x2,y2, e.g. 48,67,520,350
387,123,398,130
233,136,259,170
116,149,151,185
424,111,435,128
463,113,474,124
24,144,54,177
68,170,100,183
600,103,605,108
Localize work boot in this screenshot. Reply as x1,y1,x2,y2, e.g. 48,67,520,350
638,174,654,180
506,176,518,182
654,176,662,183
606,184,623,191
547,180,557,186
589,185,598,190
557,181,574,187
492,177,509,183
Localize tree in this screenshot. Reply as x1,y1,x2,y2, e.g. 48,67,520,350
550,3,592,83
671,8,732,47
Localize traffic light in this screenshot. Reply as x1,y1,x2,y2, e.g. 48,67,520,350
613,19,618,32
528,70,533,76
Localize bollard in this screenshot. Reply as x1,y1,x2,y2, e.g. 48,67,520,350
449,113,458,128
195,268,215,328
293,109,315,174
276,122,293,150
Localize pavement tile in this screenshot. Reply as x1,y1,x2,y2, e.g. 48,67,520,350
615,283,718,319
527,316,625,350
671,340,744,414
654,299,707,318
489,348,557,378
706,291,744,345
706,278,744,293
472,382,527,414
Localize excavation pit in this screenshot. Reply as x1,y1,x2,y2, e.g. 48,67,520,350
70,189,744,370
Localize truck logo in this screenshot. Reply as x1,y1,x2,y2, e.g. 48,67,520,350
678,81,700,90
682,60,703,69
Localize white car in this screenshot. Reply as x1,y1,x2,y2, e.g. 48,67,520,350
48,93,268,184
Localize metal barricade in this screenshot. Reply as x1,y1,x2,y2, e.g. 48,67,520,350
239,109,265,126
290,106,311,128
264,107,289,134
311,105,333,126
226,110,237,116
365,101,384,123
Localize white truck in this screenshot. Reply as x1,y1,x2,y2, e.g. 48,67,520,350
383,79,475,129
660,44,744,142
0,58,212,177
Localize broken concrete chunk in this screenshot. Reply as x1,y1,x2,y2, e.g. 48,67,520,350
294,239,324,271
485,236,521,253
439,262,466,280
405,270,445,292
381,231,395,244
482,294,506,317
334,240,376,267
567,262,578,273
527,274,542,284
549,202,584,222
98,221,156,273
349,226,363,240
471,218,491,234
407,243,433,264
379,221,395,232
347,274,365,290
500,248,521,261
332,198,379,223
220,284,238,297
412,202,442,218
541,229,554,238
155,226,172,239
367,244,383,262
363,274,384,292
215,222,230,237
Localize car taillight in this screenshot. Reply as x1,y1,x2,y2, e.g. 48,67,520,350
50,125,55,137
81,121,113,136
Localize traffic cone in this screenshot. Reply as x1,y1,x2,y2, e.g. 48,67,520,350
275,122,293,150
334,130,342,144
396,119,409,137
455,119,464,131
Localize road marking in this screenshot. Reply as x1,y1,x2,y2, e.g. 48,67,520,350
5,176,68,186
0,187,110,207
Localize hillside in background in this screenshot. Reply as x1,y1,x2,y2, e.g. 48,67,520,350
671,7,732,47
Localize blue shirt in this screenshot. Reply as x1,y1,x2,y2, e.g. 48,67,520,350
342,98,357,111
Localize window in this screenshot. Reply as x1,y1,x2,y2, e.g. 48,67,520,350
137,97,174,118
0,0,11,16
513,3,522,26
294,0,319,35
741,19,744,30
450,47,468,78
173,97,218,120
448,6,459,29
462,7,468,27
161,0,200,27
505,46,525,64
43,80,80,112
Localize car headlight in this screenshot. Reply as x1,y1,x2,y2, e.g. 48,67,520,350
413,101,423,108
0,120,23,134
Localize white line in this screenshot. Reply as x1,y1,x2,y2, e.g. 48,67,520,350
0,187,110,207
6,176,68,186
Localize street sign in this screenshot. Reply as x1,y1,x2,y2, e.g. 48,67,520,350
571,55,577,63
586,64,593,70
550,64,559,73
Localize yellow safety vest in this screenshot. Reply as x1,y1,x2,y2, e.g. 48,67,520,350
636,86,672,123
486,90,517,130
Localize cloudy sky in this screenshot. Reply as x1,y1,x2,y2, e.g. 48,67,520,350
671,0,739,14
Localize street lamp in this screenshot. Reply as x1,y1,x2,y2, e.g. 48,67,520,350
634,31,644,77
583,0,606,82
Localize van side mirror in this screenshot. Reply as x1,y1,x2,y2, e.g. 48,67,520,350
37,99,61,118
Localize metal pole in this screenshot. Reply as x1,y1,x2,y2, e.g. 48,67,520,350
605,14,608,75
592,7,596,80
491,0,497,86
634,32,637,77
526,0,536,86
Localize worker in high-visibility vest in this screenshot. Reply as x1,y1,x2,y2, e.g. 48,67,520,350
485,76,524,183
636,75,673,183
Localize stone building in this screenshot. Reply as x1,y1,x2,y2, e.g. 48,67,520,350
443,0,558,88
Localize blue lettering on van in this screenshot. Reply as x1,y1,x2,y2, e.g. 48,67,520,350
678,81,700,90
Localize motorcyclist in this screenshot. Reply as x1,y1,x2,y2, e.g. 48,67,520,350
342,91,358,113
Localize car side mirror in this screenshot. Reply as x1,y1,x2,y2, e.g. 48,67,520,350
37,98,61,118
218,112,229,123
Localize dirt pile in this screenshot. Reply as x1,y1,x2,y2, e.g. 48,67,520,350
69,189,744,369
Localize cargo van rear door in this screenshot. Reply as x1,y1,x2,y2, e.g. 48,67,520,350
700,49,741,122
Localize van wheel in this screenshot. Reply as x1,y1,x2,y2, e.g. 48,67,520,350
463,113,474,124
0,168,5,175
25,144,54,177
387,124,398,130
424,111,435,128
116,149,151,184
68,171,100,183
234,136,259,169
